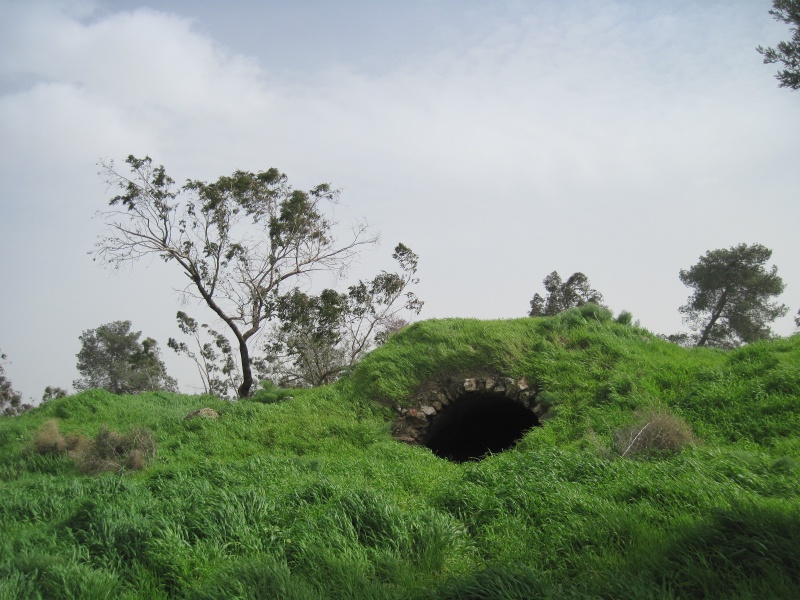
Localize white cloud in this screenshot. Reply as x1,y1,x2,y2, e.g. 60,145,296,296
0,0,798,398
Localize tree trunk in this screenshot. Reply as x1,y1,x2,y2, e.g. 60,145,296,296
697,289,728,347
237,340,253,398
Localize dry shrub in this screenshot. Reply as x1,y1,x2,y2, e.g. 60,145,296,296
613,409,699,458
32,419,67,455
74,425,157,475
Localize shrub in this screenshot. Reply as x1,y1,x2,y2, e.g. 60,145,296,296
613,409,699,458
248,379,295,404
615,310,634,326
73,426,157,475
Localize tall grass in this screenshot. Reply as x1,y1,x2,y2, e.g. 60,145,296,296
1,314,798,598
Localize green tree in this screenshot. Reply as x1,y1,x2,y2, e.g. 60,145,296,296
528,271,605,317
757,0,800,91
95,155,411,397
262,244,422,387
74,321,177,394
42,386,67,402
1,350,31,416
678,243,787,348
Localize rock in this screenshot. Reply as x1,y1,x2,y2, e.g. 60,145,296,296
184,407,220,420
463,378,478,392
421,405,436,416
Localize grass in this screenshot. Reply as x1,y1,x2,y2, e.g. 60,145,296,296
1,308,799,598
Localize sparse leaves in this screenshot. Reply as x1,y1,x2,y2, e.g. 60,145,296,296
168,311,239,398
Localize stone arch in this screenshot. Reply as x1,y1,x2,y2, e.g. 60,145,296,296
392,377,547,462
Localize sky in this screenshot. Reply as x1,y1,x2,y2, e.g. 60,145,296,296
1,0,798,400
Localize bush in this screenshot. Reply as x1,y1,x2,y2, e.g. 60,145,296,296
615,310,633,326
74,426,156,475
247,379,295,404
613,409,699,458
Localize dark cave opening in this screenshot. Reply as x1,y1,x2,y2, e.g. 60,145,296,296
424,393,540,463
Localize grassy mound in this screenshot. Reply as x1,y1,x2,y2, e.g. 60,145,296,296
1,309,799,599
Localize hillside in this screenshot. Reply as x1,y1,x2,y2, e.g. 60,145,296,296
2,307,800,599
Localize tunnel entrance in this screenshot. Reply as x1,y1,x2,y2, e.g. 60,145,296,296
391,377,546,463
425,394,539,462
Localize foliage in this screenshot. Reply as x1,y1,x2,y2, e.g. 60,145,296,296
74,321,177,394
757,0,800,90
528,271,605,317
95,155,384,398
168,312,238,398
1,318,800,598
41,386,67,402
0,350,31,416
247,379,296,404
262,244,423,387
678,243,787,348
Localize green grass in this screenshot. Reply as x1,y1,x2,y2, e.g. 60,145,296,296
1,309,799,598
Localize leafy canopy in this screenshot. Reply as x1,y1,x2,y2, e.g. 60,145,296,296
678,243,787,348
74,320,177,394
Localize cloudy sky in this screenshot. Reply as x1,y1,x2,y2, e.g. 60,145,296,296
1,0,798,400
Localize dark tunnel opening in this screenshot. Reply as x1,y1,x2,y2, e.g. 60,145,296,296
423,393,540,463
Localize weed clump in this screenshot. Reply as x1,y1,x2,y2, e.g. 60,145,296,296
32,419,67,455
613,409,699,458
31,419,156,474
75,425,156,474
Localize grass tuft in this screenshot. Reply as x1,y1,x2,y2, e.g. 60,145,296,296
613,408,699,458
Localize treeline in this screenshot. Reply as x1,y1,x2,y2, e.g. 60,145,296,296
529,242,795,348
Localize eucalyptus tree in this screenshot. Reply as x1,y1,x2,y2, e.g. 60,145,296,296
95,156,383,397
263,244,422,387
678,243,787,348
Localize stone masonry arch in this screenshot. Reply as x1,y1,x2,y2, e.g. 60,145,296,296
392,377,548,462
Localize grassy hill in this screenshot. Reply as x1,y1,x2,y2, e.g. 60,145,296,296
2,307,799,599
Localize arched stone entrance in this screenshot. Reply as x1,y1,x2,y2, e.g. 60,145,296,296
392,377,547,462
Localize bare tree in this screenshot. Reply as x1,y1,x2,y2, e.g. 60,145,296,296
95,156,378,397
